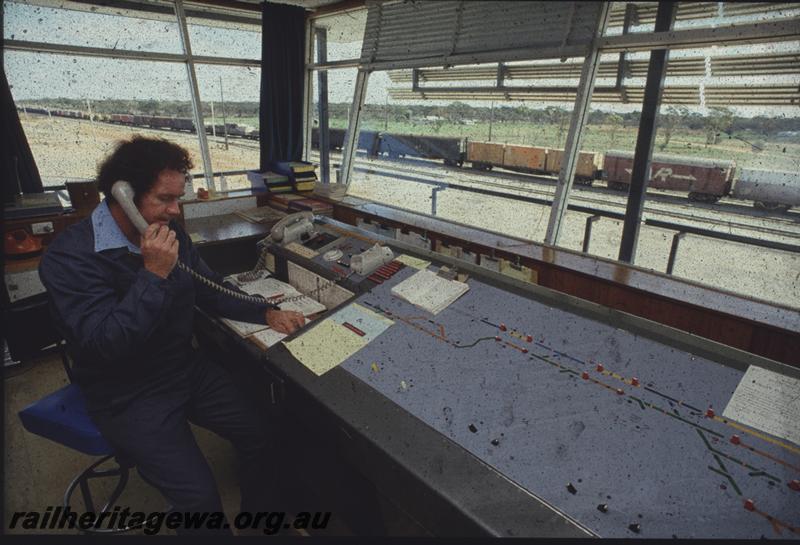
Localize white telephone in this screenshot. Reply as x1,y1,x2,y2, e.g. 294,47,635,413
111,180,277,305
270,210,315,245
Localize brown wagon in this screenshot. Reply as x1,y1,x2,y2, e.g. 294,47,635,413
603,150,735,202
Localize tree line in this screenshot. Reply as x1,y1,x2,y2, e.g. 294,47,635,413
20,98,799,139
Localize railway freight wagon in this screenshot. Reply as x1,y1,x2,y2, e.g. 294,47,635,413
543,149,602,185
468,141,601,185
110,114,134,124
311,127,346,150
502,144,547,173
603,150,735,202
310,127,380,154
468,141,505,170
170,117,195,132
732,169,800,212
375,133,464,165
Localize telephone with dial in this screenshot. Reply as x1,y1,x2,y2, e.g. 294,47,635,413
270,211,315,245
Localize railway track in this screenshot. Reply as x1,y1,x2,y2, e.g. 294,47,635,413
313,152,800,244
25,113,799,241
357,153,799,224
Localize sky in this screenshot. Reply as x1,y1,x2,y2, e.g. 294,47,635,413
4,0,800,118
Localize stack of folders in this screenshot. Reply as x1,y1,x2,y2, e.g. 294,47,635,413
246,170,292,193
267,193,306,211
262,171,292,193
270,161,318,193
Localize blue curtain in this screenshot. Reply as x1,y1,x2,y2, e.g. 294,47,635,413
260,1,306,168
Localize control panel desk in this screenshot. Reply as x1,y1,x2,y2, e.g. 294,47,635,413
195,217,799,538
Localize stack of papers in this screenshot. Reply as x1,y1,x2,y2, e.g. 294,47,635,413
220,317,268,338
235,275,327,317
313,183,348,200
220,275,325,338
390,269,469,315
234,206,286,224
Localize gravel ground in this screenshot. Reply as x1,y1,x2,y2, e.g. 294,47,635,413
22,114,259,191
346,166,800,311
21,114,800,310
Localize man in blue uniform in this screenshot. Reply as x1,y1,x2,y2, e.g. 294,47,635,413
39,136,304,534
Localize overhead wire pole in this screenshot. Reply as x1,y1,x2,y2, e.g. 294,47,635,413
544,3,611,246
174,0,214,192
618,2,678,264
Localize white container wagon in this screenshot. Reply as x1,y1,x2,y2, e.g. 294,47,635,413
732,169,800,212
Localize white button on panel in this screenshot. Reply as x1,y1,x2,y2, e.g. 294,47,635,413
31,222,54,235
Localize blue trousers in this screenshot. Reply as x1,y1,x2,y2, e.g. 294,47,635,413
89,355,275,534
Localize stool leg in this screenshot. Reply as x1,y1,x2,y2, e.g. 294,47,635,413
100,466,129,514
64,454,136,534
65,454,115,514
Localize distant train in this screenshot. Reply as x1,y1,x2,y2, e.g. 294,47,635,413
20,107,259,140
311,127,799,212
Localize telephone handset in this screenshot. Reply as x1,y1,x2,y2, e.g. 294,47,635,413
270,211,314,244
111,181,273,306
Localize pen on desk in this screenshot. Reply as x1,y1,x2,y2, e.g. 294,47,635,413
342,322,366,336
267,293,284,300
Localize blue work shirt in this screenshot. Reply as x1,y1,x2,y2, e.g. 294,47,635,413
38,201,272,410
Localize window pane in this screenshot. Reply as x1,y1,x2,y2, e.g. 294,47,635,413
648,41,800,309
347,66,588,246
187,16,261,59
4,0,183,54
311,9,367,63
310,67,359,184
6,51,203,187
605,2,800,36
194,63,261,191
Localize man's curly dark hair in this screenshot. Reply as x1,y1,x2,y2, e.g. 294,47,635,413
96,136,194,204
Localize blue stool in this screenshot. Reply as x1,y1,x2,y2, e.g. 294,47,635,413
18,342,135,534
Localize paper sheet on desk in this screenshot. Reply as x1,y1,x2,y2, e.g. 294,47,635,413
723,366,800,446
390,269,469,315
221,317,268,337
278,296,326,317
283,303,393,376
395,254,431,270
249,322,305,350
